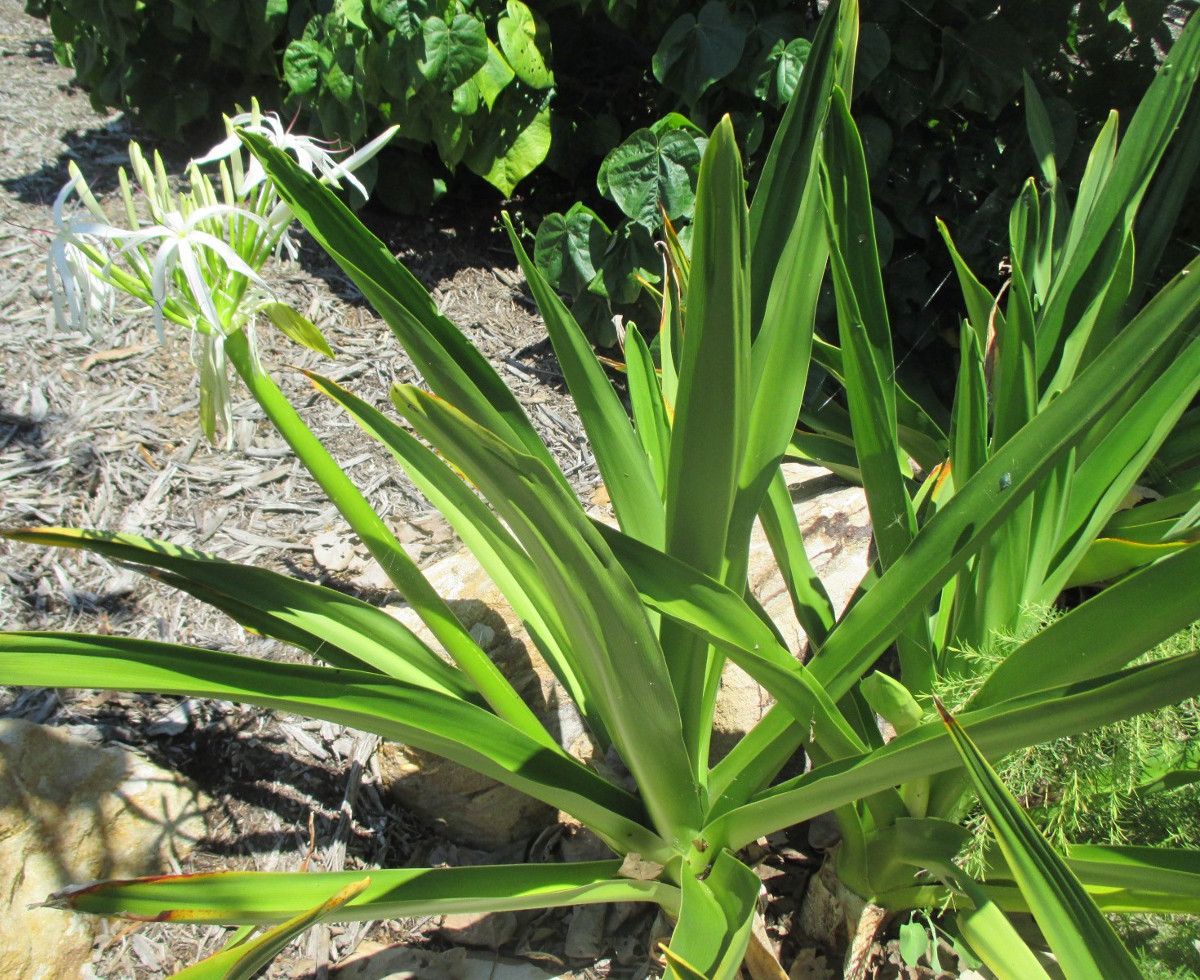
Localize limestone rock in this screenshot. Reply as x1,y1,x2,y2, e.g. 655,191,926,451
377,465,870,844
0,718,207,980
714,464,871,756
378,554,576,848
335,942,566,979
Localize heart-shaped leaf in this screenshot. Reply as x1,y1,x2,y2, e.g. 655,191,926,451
601,128,701,226
370,0,430,39
534,203,611,295
653,2,747,106
421,14,488,93
497,0,553,90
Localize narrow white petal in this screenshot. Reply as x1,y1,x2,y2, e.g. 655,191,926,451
186,230,267,283
176,242,223,333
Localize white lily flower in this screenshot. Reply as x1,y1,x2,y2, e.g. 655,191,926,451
196,111,366,198
46,176,114,338
74,203,271,342
43,120,389,446
196,107,399,201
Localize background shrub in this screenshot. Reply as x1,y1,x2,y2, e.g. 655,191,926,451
31,0,1195,357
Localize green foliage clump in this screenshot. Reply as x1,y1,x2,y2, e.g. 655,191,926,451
281,0,557,207
535,0,1186,344
25,0,313,137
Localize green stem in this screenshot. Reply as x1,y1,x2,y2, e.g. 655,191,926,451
223,327,556,749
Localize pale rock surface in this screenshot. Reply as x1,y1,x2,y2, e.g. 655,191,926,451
335,942,566,979
0,718,207,980
376,465,870,846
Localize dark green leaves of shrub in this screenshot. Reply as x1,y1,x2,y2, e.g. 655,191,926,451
534,204,610,296
751,36,810,107
283,40,321,95
653,2,748,107
600,127,701,227
370,0,428,39
497,0,553,90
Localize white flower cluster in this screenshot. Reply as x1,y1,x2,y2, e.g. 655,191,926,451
45,101,396,443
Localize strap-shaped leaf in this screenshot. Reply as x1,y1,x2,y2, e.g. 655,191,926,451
1044,322,1200,595
661,116,751,766
502,213,664,547
977,842,1200,915
975,540,1200,706
949,323,987,489
390,385,704,840
53,861,675,923
224,329,493,717
728,0,846,573
1039,14,1200,380
238,131,561,480
823,88,915,570
936,218,1003,352
708,647,1200,851
666,851,759,980
952,874,1052,980
171,878,369,979
623,322,672,496
749,0,855,321
0,632,665,857
0,527,470,697
594,519,866,763
809,253,1200,701
937,702,1142,979
305,371,595,746
757,468,836,648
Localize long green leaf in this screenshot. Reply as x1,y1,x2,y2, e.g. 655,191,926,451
304,372,596,744
809,252,1200,700
391,385,704,841
502,213,664,546
666,852,759,980
0,527,471,697
1043,328,1200,596
662,116,752,771
707,648,1200,851
758,468,836,648
976,540,1200,707
977,842,1200,912
936,218,1003,352
953,875,1052,980
728,0,844,589
594,519,866,764
624,322,672,496
0,632,666,858
1061,843,1200,905
949,322,988,490
749,0,854,325
224,330,496,725
822,87,914,570
171,878,370,979
937,702,1142,979
54,861,676,923
1038,15,1200,382
239,132,561,479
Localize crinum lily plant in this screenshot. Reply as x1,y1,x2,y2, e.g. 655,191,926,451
6,2,1200,977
